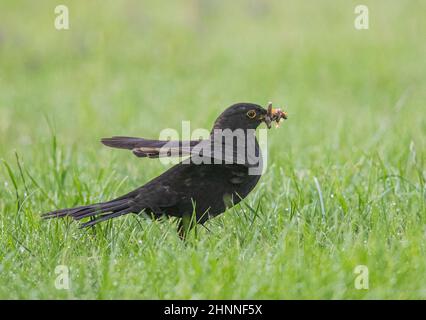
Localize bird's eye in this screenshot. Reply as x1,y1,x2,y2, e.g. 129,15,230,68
246,110,256,119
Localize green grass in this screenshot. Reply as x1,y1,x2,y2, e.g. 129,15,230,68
0,0,425,299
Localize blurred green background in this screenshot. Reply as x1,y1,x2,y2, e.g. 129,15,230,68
0,0,425,299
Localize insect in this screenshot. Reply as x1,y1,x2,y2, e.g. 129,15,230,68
264,102,288,128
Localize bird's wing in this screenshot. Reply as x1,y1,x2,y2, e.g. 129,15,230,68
102,136,262,168
101,136,203,158
189,136,262,168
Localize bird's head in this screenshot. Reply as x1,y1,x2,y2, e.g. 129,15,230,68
212,102,287,131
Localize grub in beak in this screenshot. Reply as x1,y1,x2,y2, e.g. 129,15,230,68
264,102,288,128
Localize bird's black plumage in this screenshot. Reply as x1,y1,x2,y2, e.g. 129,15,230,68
43,102,287,237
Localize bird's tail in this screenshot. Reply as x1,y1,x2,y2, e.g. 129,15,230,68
42,196,136,228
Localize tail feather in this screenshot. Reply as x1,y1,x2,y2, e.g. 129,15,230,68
72,201,129,220
80,208,132,228
42,198,135,227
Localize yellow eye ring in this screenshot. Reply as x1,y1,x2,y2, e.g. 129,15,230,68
247,110,256,119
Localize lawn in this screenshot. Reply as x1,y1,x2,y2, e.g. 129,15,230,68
0,0,425,299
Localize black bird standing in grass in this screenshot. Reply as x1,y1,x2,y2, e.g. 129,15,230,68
43,102,287,237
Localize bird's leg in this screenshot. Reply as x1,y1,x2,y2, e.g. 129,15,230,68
177,214,197,241
177,219,186,240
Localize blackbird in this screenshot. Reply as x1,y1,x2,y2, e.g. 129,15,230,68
43,102,287,237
